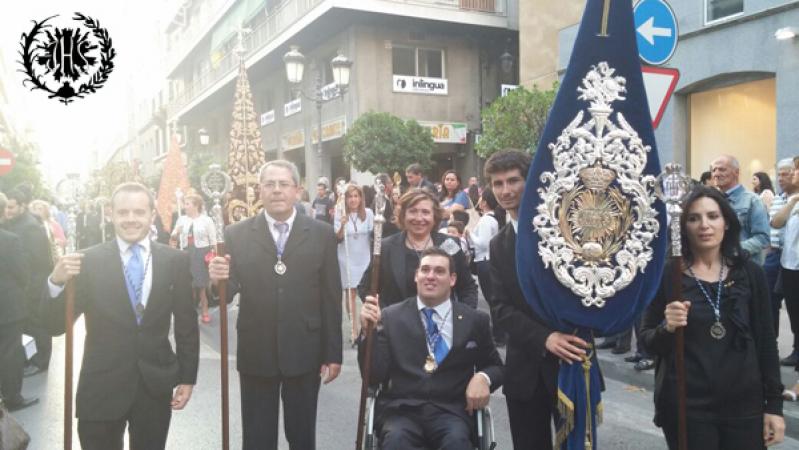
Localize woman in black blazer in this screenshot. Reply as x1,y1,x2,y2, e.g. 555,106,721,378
358,188,477,310
640,186,784,449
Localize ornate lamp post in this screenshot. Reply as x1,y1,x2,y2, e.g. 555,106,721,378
283,46,353,180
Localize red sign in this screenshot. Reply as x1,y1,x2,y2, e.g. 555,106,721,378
0,149,14,176
642,66,680,129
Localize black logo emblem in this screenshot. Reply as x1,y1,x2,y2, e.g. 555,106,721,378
19,13,116,104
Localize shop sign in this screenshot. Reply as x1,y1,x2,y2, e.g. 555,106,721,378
393,75,448,96
418,121,468,144
284,98,302,117
311,117,347,144
281,129,305,150
260,110,275,127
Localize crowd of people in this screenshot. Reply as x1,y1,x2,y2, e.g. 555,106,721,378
0,150,796,449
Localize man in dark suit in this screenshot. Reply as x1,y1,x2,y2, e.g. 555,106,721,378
0,192,37,411
209,160,342,450
405,163,436,192
42,182,199,450
4,187,54,376
359,247,503,449
484,150,589,449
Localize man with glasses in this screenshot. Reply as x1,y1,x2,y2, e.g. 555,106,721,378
209,160,343,450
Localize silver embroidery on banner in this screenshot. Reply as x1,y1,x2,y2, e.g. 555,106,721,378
533,62,660,308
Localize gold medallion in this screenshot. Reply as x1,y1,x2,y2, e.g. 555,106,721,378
423,355,437,373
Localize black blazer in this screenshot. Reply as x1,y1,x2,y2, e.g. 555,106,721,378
6,212,52,308
487,224,558,399
0,229,28,325
359,297,503,424
41,240,199,421
225,213,342,377
358,231,478,309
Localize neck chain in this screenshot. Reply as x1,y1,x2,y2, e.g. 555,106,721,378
406,235,432,257
687,263,727,340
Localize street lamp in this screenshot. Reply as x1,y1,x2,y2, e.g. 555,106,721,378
282,46,353,158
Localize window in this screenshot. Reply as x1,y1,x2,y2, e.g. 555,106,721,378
392,46,445,78
706,0,743,23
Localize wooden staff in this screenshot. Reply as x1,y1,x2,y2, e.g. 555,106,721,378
64,280,75,450
656,163,691,450
211,194,230,450
355,178,387,450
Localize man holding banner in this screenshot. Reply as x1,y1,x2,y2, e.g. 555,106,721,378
485,150,589,449
511,0,670,448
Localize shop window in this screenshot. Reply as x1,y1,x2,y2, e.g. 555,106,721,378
392,46,445,78
706,0,743,23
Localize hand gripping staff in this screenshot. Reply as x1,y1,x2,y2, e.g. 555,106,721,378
655,163,692,450
355,177,386,450
203,164,233,450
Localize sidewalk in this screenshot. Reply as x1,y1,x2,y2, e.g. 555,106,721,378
596,307,799,443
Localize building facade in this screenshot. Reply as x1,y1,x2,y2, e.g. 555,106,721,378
557,0,799,185
161,0,519,188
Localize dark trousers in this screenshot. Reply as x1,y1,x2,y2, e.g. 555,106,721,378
0,320,25,403
240,371,321,450
506,380,555,450
77,380,172,450
24,313,51,370
661,414,764,450
782,268,799,354
379,403,472,450
764,251,782,335
616,317,650,357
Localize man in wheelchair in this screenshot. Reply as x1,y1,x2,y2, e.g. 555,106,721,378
358,247,504,450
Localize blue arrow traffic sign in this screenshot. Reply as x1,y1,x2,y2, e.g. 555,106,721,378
634,0,679,66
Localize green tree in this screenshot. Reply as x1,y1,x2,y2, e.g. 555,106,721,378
187,144,223,192
476,83,558,158
343,112,435,176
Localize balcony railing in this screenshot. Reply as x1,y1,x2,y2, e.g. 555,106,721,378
166,0,507,117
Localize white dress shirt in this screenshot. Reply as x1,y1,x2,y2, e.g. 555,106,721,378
509,216,518,234
49,237,154,308
263,209,297,244
416,297,491,385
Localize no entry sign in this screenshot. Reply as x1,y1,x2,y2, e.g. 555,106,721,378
0,148,14,176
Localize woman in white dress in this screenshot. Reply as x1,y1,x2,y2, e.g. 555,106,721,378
334,184,374,344
172,194,217,324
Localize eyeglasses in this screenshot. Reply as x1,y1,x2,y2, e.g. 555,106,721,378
262,181,296,191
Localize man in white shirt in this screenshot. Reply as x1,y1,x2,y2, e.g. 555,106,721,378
359,247,503,449
43,182,198,450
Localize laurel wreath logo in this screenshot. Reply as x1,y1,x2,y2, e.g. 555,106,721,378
18,13,116,104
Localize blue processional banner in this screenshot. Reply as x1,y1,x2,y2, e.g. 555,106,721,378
515,0,669,448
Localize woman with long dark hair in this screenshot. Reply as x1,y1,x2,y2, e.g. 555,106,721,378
640,186,784,449
752,172,775,209
438,170,470,227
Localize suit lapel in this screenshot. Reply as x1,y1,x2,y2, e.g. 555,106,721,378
250,213,277,258
282,214,310,260
402,298,428,355
449,301,469,355
390,232,407,297
104,240,139,325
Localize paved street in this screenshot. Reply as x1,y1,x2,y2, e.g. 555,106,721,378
10,298,799,449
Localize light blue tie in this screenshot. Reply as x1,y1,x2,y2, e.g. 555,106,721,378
274,222,289,258
124,244,145,324
422,308,450,365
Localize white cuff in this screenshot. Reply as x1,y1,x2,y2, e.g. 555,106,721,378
48,277,65,298
477,371,492,388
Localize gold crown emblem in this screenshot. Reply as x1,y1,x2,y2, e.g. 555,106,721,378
579,165,616,191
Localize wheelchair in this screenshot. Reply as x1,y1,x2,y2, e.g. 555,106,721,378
362,387,497,450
